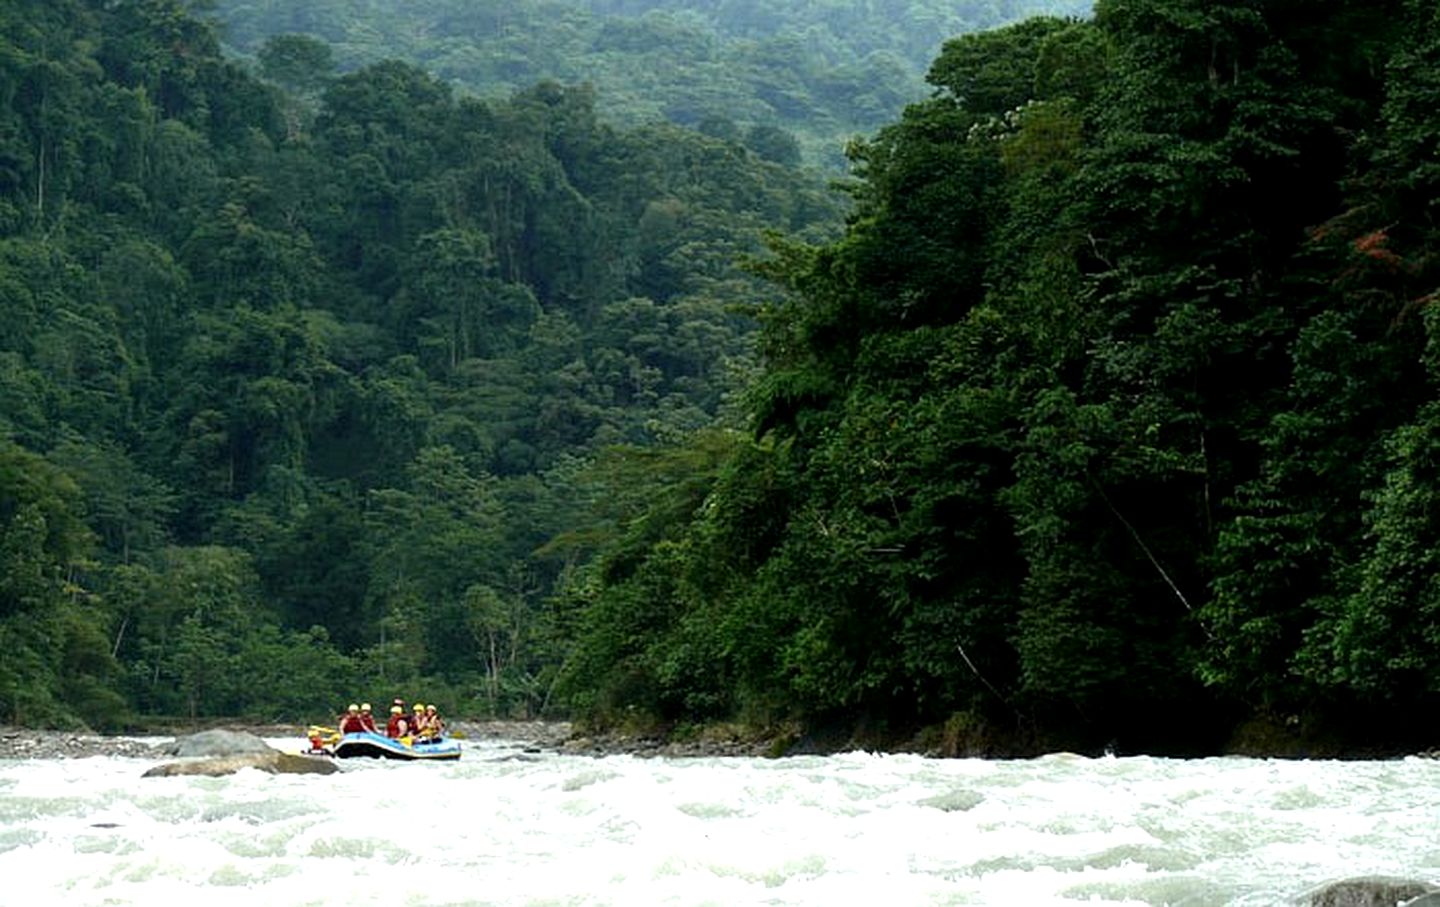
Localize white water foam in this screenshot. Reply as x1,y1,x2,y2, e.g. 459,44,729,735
2,741,1439,906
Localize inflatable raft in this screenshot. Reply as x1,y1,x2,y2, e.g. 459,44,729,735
332,730,461,761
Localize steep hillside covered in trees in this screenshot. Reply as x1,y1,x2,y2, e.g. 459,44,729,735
0,0,841,727
9,0,1440,756
556,0,1440,754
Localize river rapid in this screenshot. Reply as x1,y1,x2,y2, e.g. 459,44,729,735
1,737,1437,906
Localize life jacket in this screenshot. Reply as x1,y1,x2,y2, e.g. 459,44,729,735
386,715,404,738
339,714,367,734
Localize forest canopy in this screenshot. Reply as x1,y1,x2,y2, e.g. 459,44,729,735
0,0,841,727
211,0,1093,168
550,0,1440,753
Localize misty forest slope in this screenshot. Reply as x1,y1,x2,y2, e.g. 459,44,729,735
212,0,1094,168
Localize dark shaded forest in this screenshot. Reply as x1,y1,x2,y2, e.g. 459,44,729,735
552,1,1440,753
4,0,1440,756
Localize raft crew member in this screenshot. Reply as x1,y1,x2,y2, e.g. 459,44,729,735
386,705,408,738
338,704,367,735
424,704,444,740
412,702,426,737
359,703,378,733
413,704,434,739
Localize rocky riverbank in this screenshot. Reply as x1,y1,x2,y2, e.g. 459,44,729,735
0,721,572,761
8,719,1430,762
0,720,776,761
0,728,168,760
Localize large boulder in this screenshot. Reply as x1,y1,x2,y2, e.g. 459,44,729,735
143,752,337,777
163,729,275,758
1297,876,1440,907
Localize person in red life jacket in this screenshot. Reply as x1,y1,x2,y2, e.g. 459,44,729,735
358,703,378,733
386,704,409,738
338,704,368,735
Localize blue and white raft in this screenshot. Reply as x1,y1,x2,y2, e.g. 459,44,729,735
332,731,462,761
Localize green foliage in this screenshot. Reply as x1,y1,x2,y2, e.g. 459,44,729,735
0,441,113,726
557,1,1440,752
0,0,843,726
1300,402,1440,697
8,0,1440,751
257,33,335,97
927,16,1077,116
212,0,1091,169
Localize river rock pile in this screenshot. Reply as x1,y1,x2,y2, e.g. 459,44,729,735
0,728,163,760
0,721,580,760
0,720,779,761
1298,876,1440,906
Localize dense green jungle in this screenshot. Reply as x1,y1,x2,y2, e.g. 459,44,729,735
211,0,1092,169
2,0,1439,756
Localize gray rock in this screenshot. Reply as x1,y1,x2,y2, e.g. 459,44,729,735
918,789,985,812
1404,896,1440,907
1297,876,1440,907
162,729,275,758
143,752,337,777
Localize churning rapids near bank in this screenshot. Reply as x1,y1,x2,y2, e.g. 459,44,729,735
1,737,1437,905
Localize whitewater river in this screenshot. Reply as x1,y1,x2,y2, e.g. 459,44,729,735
2,737,1438,906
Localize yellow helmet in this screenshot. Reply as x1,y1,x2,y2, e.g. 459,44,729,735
347,704,359,712
414,703,424,711
426,705,437,712
360,702,372,712
390,705,403,714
